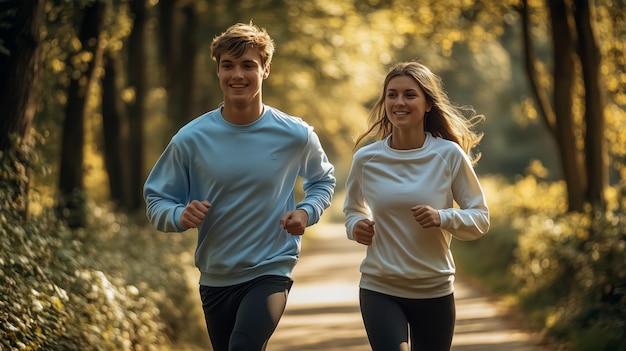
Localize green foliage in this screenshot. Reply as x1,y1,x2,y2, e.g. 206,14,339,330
512,203,626,351
1,151,205,350
454,175,626,351
452,220,520,294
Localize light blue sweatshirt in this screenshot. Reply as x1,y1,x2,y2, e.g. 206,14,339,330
144,105,336,287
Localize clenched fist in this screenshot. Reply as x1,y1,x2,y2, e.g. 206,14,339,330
354,219,375,245
411,205,440,228
181,200,212,228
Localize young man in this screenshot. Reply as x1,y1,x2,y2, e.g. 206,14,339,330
143,22,336,351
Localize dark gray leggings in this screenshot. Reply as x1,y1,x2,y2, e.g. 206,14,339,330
360,289,455,351
199,275,293,351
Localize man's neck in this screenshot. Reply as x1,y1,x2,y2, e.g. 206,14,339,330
221,101,265,125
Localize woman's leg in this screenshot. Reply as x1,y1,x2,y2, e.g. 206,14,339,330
406,293,456,351
360,288,410,351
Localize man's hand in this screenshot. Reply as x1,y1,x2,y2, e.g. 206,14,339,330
280,209,308,235
181,200,211,228
354,219,375,245
411,205,441,228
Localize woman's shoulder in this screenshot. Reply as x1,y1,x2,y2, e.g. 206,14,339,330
430,136,471,167
353,140,385,160
431,136,464,154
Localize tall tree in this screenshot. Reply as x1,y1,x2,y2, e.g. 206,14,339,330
57,0,106,227
573,0,607,210
0,0,45,221
102,50,129,206
157,0,199,136
125,0,148,211
521,0,607,211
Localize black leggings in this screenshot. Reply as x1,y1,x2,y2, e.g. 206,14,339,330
199,275,293,351
360,289,455,351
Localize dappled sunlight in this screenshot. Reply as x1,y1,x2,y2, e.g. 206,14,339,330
479,174,567,221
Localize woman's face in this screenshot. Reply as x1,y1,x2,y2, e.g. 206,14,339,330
384,75,431,132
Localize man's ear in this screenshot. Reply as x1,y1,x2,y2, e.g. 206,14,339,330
263,65,270,79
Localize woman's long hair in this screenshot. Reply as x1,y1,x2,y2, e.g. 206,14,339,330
354,61,484,164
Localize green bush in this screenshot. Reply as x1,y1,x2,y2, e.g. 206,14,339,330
454,175,626,351
1,147,206,350
512,207,626,351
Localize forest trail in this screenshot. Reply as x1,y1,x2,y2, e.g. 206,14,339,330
267,223,547,351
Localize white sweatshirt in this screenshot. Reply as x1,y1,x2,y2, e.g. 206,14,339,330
343,133,489,299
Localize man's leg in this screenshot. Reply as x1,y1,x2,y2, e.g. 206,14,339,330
229,275,293,351
199,284,237,351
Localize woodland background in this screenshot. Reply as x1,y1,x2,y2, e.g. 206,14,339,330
1,0,625,350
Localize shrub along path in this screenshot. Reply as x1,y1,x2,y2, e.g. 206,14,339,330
267,223,548,351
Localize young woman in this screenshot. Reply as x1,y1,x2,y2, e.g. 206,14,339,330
344,61,490,351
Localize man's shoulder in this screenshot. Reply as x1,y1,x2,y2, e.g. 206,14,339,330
180,109,219,129
266,106,310,127
171,109,220,141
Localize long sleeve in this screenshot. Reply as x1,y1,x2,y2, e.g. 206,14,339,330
143,106,336,287
297,128,335,226
342,134,490,299
143,140,189,233
343,153,371,241
438,151,490,241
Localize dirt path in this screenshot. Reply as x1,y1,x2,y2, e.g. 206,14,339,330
267,223,546,351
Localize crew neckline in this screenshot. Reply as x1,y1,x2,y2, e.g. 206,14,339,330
218,105,269,131
383,132,432,155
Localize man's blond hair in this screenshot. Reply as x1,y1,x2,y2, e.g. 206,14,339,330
210,22,275,68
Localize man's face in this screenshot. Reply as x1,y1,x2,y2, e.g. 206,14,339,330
217,47,269,106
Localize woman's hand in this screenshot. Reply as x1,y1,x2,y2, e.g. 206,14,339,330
354,219,376,245
411,205,441,228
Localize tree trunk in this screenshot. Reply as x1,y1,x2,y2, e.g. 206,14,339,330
159,0,182,140
177,3,198,122
520,0,557,135
573,0,607,211
57,0,106,228
102,51,129,206
547,0,586,212
522,0,587,212
126,0,147,211
0,0,45,221
158,0,177,90
158,0,198,137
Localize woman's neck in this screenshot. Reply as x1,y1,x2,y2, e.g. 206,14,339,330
389,131,426,150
